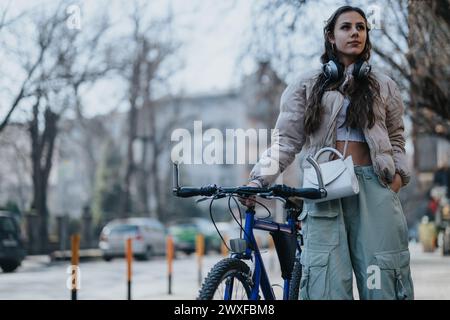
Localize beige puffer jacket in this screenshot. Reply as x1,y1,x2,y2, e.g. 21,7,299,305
249,66,410,189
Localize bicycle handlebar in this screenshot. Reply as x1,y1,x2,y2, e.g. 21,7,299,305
268,184,323,199
172,162,327,200
174,183,324,200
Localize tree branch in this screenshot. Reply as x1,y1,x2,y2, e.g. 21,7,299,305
372,44,411,83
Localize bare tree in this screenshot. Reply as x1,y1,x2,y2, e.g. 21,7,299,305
241,60,286,129
0,1,29,33
17,4,73,253
119,2,180,218
406,0,450,139
29,92,60,253
0,4,64,134
240,0,312,81
66,13,116,200
0,123,32,211
0,1,116,253
368,0,450,141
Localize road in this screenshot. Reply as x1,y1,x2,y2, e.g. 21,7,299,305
0,241,448,300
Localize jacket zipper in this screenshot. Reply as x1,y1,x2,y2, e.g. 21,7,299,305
328,96,345,150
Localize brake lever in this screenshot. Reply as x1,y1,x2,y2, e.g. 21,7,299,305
196,196,214,203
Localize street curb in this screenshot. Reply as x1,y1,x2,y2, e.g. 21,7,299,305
49,249,103,262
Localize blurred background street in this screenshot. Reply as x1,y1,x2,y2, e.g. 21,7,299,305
0,241,448,300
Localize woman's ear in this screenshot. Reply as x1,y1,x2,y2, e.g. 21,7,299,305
326,31,335,44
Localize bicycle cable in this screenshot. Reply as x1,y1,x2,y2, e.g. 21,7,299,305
227,195,273,247
209,195,232,252
227,195,254,250
207,192,280,254
234,194,273,220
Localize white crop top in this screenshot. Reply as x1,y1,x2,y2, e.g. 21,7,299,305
336,97,366,142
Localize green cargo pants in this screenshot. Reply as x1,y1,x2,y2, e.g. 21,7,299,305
298,166,414,300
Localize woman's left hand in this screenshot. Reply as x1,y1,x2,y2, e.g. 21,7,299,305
389,173,403,193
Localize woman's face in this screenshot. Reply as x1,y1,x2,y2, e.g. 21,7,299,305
329,11,367,62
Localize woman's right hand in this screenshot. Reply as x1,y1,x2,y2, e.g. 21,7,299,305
238,181,260,208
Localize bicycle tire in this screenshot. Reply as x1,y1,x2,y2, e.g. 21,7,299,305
288,257,302,300
197,258,253,300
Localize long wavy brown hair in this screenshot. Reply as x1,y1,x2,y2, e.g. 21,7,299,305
304,6,381,135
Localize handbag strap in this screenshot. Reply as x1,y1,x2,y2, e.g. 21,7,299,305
321,96,350,157
314,147,344,161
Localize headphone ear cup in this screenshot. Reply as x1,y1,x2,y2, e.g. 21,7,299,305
322,62,331,79
353,60,371,79
335,61,344,80
322,60,343,82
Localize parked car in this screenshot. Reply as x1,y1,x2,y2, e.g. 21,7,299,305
99,217,166,261
0,211,26,273
168,218,222,255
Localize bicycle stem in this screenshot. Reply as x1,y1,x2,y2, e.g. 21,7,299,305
172,162,180,192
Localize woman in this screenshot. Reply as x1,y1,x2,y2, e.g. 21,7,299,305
242,6,414,300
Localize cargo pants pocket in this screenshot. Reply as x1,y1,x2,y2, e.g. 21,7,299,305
373,249,414,300
299,250,331,300
304,200,340,246
381,183,410,248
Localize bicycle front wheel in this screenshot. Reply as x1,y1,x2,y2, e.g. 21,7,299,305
288,256,302,300
197,258,253,300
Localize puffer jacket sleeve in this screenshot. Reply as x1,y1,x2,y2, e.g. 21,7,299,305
249,76,308,188
386,79,410,186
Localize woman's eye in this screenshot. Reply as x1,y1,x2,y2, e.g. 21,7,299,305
357,25,365,30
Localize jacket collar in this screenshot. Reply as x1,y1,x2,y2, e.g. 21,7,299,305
339,63,355,94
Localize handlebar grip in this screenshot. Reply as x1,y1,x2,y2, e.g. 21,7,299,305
175,187,203,198
174,185,218,198
292,188,323,199
269,185,298,197
269,185,324,199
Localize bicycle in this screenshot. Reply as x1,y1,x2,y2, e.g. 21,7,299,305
172,157,327,300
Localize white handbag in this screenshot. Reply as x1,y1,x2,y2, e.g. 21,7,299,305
302,127,359,203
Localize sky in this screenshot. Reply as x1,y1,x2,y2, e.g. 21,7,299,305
168,0,254,94
0,0,257,118
110,0,255,116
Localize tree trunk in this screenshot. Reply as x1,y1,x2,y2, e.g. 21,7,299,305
123,104,137,217
29,98,58,254
122,42,143,217
137,136,150,214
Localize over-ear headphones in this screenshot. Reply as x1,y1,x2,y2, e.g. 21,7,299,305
322,58,371,82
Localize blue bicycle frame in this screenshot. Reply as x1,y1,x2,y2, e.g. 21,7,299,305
224,207,301,300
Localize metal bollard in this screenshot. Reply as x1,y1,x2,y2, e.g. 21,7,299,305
166,235,175,295
126,238,133,300
71,234,80,300
221,235,229,257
